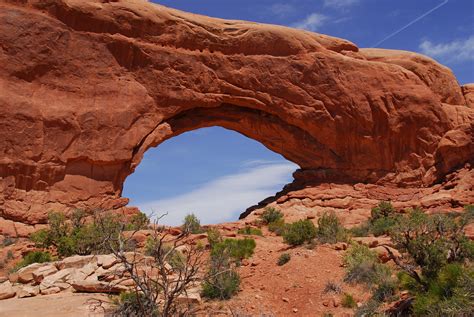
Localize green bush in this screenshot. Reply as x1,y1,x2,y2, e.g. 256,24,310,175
348,223,370,237
390,207,474,316
114,291,157,316
206,228,222,247
369,201,400,236
31,211,129,257
268,218,287,236
283,220,316,246
202,236,244,300
14,251,52,271
348,204,474,316
277,253,291,266
237,226,263,236
211,238,256,262
316,212,348,244
343,243,391,287
341,293,357,308
144,238,186,270
410,263,474,316
182,213,202,234
260,207,283,224
126,212,150,231
354,299,380,317
349,201,400,238
202,269,240,300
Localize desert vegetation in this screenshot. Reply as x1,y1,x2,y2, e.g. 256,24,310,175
344,203,474,316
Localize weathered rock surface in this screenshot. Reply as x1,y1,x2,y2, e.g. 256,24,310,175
0,280,16,300
242,166,474,222
0,0,472,232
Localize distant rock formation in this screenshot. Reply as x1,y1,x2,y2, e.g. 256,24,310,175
0,0,472,235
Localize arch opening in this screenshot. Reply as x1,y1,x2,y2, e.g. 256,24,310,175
123,127,298,225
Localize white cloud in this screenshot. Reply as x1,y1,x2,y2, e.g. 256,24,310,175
137,162,298,226
419,36,474,63
323,0,360,9
292,13,328,32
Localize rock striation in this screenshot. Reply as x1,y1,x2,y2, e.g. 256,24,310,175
0,0,473,235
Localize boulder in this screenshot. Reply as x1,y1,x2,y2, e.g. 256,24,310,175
17,285,39,298
58,255,96,270
40,268,74,291
97,254,118,269
17,263,43,283
40,286,61,295
71,280,128,293
0,281,16,300
32,264,58,283
176,290,202,305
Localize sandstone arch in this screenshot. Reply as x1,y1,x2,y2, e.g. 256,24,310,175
0,0,473,235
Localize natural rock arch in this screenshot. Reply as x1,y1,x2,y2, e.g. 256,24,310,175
0,0,473,235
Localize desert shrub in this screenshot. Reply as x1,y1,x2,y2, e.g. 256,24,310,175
368,205,474,316
237,226,263,236
324,281,342,294
31,211,131,257
354,299,380,317
144,238,186,270
14,251,52,271
202,268,240,300
316,212,348,244
341,293,357,308
408,263,474,316
348,223,370,237
260,207,283,225
348,201,400,238
391,208,474,280
211,238,256,263
206,228,222,247
126,212,150,231
182,213,202,234
203,237,244,300
283,219,316,246
372,279,397,302
113,291,157,317
277,253,291,266
268,218,287,236
343,243,391,287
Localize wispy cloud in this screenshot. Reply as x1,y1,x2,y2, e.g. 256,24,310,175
292,13,328,32
419,36,474,63
137,162,298,226
323,0,360,9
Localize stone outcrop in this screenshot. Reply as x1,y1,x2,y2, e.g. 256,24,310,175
1,253,202,303
0,0,473,234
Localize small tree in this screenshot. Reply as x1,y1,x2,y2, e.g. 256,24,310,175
182,214,202,234
95,213,205,317
385,206,474,315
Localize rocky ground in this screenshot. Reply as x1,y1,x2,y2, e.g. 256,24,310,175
0,215,446,317
0,166,472,316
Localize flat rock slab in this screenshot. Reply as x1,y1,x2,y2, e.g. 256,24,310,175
0,293,111,317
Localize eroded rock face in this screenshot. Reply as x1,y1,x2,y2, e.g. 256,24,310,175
0,0,473,234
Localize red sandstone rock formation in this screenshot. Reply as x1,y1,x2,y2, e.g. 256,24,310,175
0,0,472,235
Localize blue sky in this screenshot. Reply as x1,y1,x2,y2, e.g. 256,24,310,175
123,0,474,225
